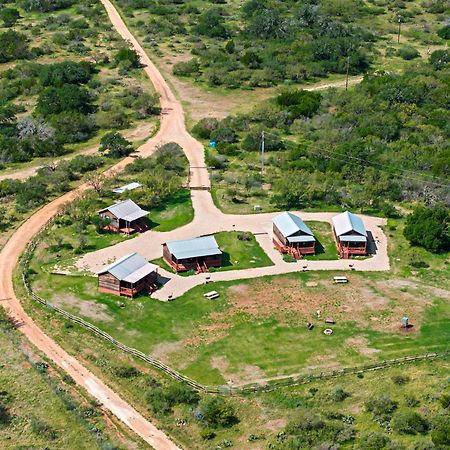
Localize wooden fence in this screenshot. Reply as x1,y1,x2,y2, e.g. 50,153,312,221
20,222,449,396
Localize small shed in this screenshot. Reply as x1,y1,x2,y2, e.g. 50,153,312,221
163,235,222,273
97,252,158,297
273,212,315,258
332,211,367,258
98,199,149,234
112,182,142,194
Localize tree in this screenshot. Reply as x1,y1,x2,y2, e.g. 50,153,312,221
0,30,29,63
0,8,20,27
115,47,140,68
194,397,238,428
404,205,450,252
276,90,322,119
99,132,133,158
36,85,93,116
195,8,230,38
39,61,93,86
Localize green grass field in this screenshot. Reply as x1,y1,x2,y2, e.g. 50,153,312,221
147,189,194,232
304,221,339,260
30,267,450,386
0,312,132,449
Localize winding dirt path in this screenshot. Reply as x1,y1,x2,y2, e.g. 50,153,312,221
0,1,380,448
0,0,212,446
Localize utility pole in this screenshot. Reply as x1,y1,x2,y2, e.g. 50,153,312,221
345,55,350,91
261,131,265,176
397,16,401,43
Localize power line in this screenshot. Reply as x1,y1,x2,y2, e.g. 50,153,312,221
260,130,450,188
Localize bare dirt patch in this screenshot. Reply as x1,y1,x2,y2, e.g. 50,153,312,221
151,341,184,363
226,276,437,333
378,278,450,300
345,336,380,356
211,356,266,384
265,418,287,432
51,294,113,322
157,49,276,121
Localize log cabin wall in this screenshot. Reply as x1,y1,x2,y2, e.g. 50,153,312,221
98,272,120,294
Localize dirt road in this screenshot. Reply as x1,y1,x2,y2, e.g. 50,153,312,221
0,1,378,447
0,0,204,446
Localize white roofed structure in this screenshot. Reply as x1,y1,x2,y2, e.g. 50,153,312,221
332,211,368,258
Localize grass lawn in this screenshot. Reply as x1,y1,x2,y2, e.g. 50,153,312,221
0,313,127,449
147,189,194,232
30,266,450,386
152,231,274,275
304,221,339,260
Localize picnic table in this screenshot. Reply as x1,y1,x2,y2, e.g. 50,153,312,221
204,290,219,300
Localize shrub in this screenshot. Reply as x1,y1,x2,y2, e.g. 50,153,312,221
173,58,200,76
365,395,398,418
39,61,93,86
392,374,410,385
404,205,450,252
0,401,11,426
391,411,429,435
192,118,219,139
145,387,172,415
210,126,237,143
397,45,420,60
0,30,29,63
429,49,449,70
405,395,420,408
431,414,450,447
112,366,140,378
199,428,216,440
330,386,350,402
276,89,322,119
439,394,450,409
194,397,238,428
36,85,93,116
437,25,450,39
165,384,199,406
30,417,58,440
359,432,391,450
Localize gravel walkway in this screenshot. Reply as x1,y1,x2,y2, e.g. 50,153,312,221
77,192,389,300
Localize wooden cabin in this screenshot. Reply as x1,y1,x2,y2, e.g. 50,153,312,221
97,252,157,297
98,199,149,234
163,235,222,273
273,212,315,259
332,211,368,258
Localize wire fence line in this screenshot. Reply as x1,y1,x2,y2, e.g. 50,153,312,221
20,223,449,396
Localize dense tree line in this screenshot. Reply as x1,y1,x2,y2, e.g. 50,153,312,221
194,56,449,218
116,0,448,88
